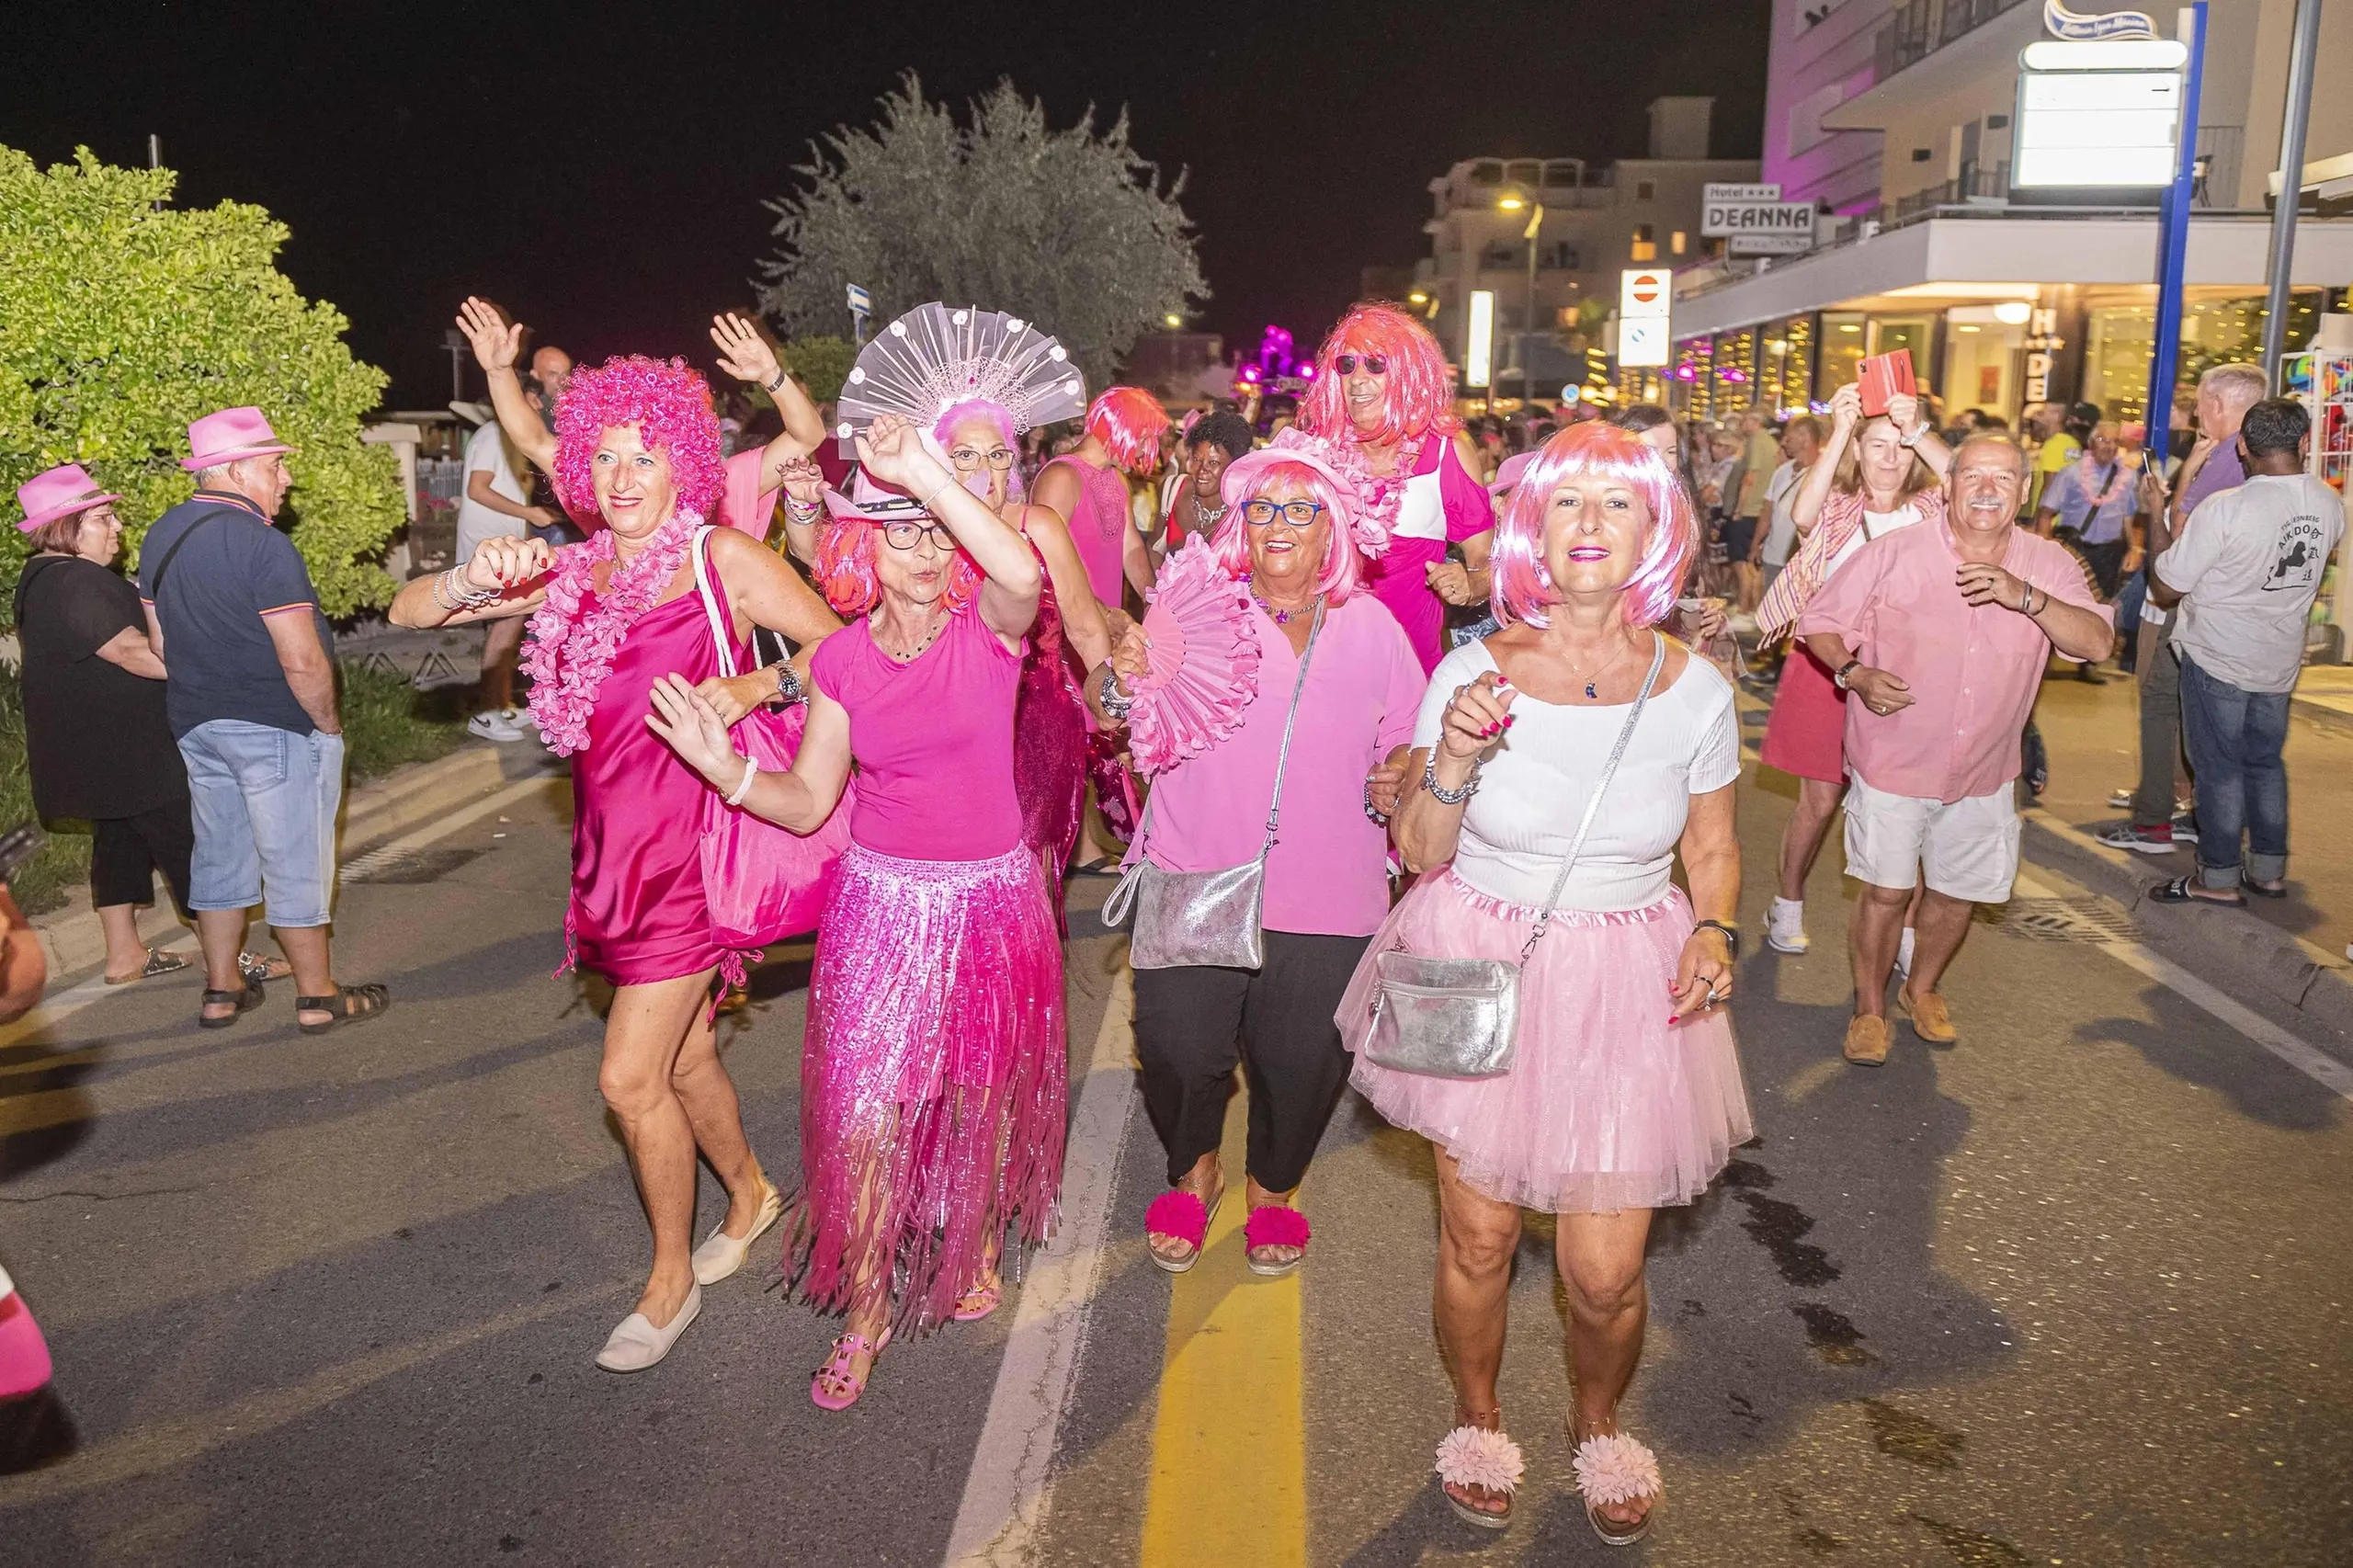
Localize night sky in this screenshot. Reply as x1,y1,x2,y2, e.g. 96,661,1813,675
6,0,1771,410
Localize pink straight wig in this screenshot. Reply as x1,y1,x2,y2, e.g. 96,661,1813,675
934,398,1026,503
551,355,726,527
1298,303,1461,449
1489,423,1694,630
1085,387,1170,473
1205,448,1364,604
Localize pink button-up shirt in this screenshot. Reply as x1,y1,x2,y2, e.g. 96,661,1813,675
1797,518,2111,803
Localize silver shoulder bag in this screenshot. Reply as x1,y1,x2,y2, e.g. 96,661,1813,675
1102,600,1325,971
1361,632,1666,1079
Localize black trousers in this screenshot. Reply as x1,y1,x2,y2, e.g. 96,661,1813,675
89,800,195,915
1131,930,1370,1193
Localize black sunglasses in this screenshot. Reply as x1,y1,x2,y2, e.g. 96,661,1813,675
1334,353,1391,376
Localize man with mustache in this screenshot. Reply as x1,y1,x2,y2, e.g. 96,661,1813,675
1796,436,2113,1067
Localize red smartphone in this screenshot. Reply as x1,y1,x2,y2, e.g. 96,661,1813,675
1857,350,1916,418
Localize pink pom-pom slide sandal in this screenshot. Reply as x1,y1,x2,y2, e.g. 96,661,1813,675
1571,1426,1663,1546
1144,1186,1223,1275
1243,1204,1312,1278
811,1324,892,1412
1433,1411,1522,1531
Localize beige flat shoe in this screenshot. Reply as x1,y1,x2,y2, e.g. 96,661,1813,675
689,1182,783,1286
1897,988,1957,1045
1843,1014,1890,1066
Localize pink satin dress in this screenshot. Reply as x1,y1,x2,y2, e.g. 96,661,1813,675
568,586,753,987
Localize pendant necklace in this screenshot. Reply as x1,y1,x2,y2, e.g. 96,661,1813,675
1251,586,1319,626
876,606,947,662
1569,641,1628,700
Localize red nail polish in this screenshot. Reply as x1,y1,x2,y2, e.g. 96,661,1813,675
1666,1014,1679,1025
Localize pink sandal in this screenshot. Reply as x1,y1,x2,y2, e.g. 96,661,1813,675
1244,1205,1311,1278
1571,1428,1662,1546
810,1325,892,1412
1144,1187,1222,1275
1434,1415,1522,1531
952,1278,1002,1322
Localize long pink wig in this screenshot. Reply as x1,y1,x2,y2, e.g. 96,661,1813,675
1205,448,1365,604
1299,303,1461,449
551,356,725,527
935,398,1026,503
1490,423,1694,630
1085,387,1170,473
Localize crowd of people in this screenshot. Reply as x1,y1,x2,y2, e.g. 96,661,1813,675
6,283,2339,1545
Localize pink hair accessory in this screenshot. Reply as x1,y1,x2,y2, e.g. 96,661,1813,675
1243,1205,1311,1251
1434,1426,1524,1497
521,508,701,756
1127,538,1264,774
181,406,293,472
836,303,1086,441
1299,303,1461,449
551,357,725,527
1262,427,1403,561
15,463,121,533
1570,1432,1662,1509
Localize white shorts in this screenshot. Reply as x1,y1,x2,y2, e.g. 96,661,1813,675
1842,777,2019,903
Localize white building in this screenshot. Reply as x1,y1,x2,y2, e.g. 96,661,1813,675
1665,0,2353,426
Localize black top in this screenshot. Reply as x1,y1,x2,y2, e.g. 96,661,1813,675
139,492,333,738
13,553,188,821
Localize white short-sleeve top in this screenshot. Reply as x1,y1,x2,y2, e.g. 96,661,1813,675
1415,637,1743,912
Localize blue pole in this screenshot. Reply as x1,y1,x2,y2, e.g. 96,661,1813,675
2143,2,2206,430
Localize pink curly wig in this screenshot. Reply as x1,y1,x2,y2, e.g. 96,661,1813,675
812,491,983,619
1299,303,1461,449
1490,423,1694,631
1086,387,1171,474
551,355,726,527
1204,449,1364,604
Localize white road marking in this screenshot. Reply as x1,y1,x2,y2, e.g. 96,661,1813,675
2013,871,2353,1101
0,774,561,1051
945,968,1136,1568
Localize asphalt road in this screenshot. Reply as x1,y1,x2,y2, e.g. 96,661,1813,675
3,730,2348,1566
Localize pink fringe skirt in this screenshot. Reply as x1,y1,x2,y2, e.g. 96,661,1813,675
1338,869,1753,1214
790,843,1068,1335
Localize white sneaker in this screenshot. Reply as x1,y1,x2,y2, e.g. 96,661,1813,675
1767,898,1809,954
1896,926,1915,979
467,709,528,743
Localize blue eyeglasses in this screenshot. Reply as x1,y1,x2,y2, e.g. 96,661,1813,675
1241,499,1327,528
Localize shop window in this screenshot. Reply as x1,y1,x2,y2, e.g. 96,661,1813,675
1911,147,1934,162
1819,312,1868,392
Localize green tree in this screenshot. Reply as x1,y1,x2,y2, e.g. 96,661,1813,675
0,146,403,619
781,335,857,405
757,74,1206,389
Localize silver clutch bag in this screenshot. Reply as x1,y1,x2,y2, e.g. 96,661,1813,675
1361,634,1666,1079
1105,604,1324,971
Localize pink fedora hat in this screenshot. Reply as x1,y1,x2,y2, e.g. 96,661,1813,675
820,467,945,525
15,463,122,534
181,406,295,472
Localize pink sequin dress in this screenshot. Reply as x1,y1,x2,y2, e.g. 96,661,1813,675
793,608,1068,1333
1014,534,1086,871
1040,457,1141,843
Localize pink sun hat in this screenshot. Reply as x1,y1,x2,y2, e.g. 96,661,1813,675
15,463,122,535
1488,449,1538,496
821,467,943,525
181,406,295,472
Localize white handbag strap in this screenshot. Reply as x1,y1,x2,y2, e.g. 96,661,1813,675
689,525,739,679
1518,631,1667,962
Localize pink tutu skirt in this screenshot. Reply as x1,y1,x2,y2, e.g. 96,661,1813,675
790,842,1068,1335
1338,869,1752,1214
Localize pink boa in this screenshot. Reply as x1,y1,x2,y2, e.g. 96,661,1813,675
1268,425,1416,560
522,509,701,756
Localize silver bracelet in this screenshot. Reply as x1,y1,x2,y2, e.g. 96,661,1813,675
1099,669,1135,721
918,476,959,511
724,755,759,807
1423,756,1481,805
443,567,497,608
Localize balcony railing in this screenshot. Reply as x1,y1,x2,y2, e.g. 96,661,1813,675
1877,0,2031,78
1872,162,2010,227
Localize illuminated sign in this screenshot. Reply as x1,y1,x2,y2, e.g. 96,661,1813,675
1466,291,1495,388
2012,19,2188,190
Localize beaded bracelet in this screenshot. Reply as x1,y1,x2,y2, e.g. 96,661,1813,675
1099,669,1135,721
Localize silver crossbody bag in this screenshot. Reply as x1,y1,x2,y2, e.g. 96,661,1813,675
1362,633,1666,1079
1102,601,1325,971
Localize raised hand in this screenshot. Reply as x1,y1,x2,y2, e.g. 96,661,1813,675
777,455,827,506
1438,671,1516,760
644,673,740,786
456,297,523,375
462,534,555,594
856,413,950,496
1885,391,1920,434
711,313,782,389
1827,381,1862,430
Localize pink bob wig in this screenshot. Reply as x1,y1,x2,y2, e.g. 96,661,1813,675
934,398,1026,503
812,479,983,619
551,355,725,528
1085,387,1171,474
1204,448,1365,604
1299,302,1462,449
1489,423,1695,631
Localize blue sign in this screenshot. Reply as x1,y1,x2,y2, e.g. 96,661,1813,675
846,283,871,316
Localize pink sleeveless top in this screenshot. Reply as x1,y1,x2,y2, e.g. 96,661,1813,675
811,606,1024,861
1043,457,1131,607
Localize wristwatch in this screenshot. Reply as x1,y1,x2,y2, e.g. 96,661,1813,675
1833,658,1863,691
1694,919,1740,959
1897,421,1928,449
765,658,804,710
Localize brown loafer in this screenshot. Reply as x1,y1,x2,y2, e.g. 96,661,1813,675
1843,1014,1890,1066
1897,988,1957,1045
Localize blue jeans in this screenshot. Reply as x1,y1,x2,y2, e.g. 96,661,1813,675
2176,655,2290,890
177,720,345,926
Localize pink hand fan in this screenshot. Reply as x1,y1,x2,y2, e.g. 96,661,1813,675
1127,539,1263,774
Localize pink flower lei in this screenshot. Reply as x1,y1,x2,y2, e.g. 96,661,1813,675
522,508,702,756
1268,426,1418,560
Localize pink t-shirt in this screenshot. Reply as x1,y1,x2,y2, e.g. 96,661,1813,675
1132,594,1425,937
811,608,1024,859
1360,437,1492,673
714,449,776,540
1797,517,2112,803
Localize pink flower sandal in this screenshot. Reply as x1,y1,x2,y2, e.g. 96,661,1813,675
1571,1427,1662,1546
1433,1411,1522,1531
1144,1186,1223,1275
1243,1204,1312,1278
810,1325,892,1412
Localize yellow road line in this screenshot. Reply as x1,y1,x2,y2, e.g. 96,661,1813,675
1138,1090,1307,1568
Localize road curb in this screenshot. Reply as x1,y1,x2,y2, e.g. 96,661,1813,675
2022,812,2353,1047
24,742,542,983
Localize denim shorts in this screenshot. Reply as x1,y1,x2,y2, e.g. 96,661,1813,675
177,720,345,927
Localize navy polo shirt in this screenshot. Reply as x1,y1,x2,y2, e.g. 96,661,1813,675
139,491,335,738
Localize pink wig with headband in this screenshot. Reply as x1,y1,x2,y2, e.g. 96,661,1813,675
934,398,1026,503
1490,423,1694,630
551,355,725,527
1299,303,1461,449
813,473,982,618
1085,387,1170,473
1204,448,1365,604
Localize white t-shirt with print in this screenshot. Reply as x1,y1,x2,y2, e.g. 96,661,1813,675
2157,472,2345,693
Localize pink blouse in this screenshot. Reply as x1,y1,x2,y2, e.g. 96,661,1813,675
1131,594,1425,937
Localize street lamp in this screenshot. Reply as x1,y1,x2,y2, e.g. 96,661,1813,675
1497,191,1544,409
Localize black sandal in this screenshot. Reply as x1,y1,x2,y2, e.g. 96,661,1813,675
296,983,392,1035
2150,876,2245,908
2246,880,2290,900
199,982,266,1029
